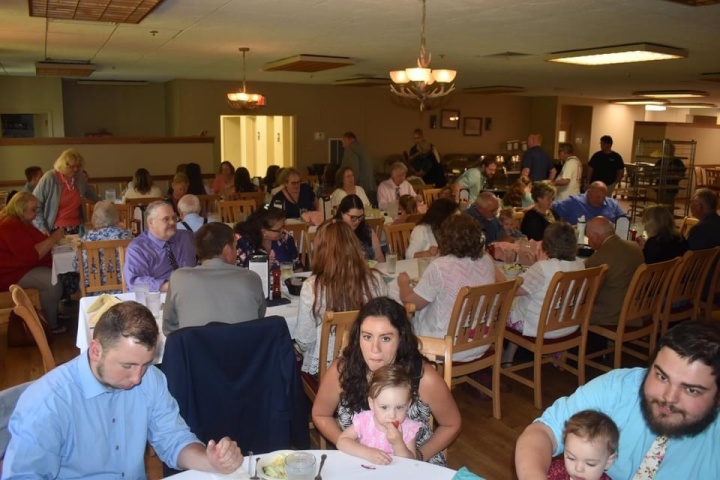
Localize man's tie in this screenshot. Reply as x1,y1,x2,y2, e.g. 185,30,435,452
395,186,401,199
632,435,668,480
164,241,179,270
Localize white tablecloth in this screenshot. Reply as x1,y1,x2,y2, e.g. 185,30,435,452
165,450,457,480
51,246,76,285
376,258,419,303
75,291,300,363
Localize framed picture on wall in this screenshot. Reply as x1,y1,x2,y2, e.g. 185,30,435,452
440,109,460,129
429,114,438,129
463,117,482,136
485,117,493,131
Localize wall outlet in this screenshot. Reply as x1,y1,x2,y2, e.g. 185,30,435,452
314,132,325,140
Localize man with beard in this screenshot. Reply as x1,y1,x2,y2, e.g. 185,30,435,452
515,320,720,479
3,301,244,478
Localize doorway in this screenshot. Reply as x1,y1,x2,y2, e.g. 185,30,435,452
220,115,295,178
559,105,593,162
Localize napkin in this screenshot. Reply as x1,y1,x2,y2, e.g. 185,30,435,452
87,294,122,326
452,466,486,480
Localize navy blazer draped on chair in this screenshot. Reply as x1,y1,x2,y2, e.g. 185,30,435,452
162,316,309,458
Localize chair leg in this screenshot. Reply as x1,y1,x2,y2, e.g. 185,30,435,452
533,351,543,410
492,362,501,420
614,338,623,369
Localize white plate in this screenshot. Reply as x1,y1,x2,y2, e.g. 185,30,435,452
257,450,294,480
284,218,305,225
291,271,312,278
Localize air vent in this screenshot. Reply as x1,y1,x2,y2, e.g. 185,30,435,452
664,0,720,6
335,77,391,87
483,51,532,59
28,0,165,24
263,54,355,72
464,85,526,94
36,61,95,77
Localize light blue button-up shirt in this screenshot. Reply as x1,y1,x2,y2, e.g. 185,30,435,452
3,353,199,479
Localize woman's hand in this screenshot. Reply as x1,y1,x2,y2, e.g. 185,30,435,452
427,246,438,257
50,229,65,243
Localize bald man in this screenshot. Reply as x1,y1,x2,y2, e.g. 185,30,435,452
465,191,501,244
552,181,626,224
521,134,556,182
584,216,643,326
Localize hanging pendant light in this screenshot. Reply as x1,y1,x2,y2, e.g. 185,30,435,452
227,47,266,110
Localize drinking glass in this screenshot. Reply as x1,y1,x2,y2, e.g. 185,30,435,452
146,292,161,317
503,249,517,266
134,282,150,305
105,189,117,202
280,262,294,282
386,252,398,274
285,452,316,480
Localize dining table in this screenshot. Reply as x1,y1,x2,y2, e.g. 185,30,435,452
164,449,461,480
50,235,80,285
75,288,301,363
375,258,420,303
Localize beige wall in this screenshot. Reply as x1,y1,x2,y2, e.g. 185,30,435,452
0,77,65,137
631,122,720,166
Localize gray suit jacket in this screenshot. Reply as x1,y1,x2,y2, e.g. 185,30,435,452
162,258,267,335
341,140,376,195
585,234,644,326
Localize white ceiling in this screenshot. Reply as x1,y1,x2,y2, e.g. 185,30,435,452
1,0,720,105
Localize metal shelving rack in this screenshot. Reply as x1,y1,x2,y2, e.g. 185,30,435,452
628,139,696,222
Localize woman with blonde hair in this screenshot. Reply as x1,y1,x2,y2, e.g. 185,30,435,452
637,204,687,263
520,181,559,241
32,148,99,234
122,168,163,200
293,220,387,375
0,192,65,332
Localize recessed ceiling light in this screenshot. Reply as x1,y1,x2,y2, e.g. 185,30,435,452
645,105,667,111
547,43,687,66
609,99,668,105
633,90,708,98
666,102,717,108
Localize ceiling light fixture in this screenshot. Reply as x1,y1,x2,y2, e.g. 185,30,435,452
227,48,266,111
666,102,718,108
633,90,708,98
389,0,456,111
610,99,668,106
547,43,688,66
645,105,667,111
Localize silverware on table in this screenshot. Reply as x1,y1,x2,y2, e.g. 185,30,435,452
250,457,261,480
314,453,327,480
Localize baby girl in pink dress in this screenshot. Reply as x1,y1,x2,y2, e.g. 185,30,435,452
337,364,422,465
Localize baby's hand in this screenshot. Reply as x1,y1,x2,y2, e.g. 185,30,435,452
385,421,403,445
363,447,392,465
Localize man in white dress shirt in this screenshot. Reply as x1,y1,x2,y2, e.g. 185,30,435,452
377,162,423,210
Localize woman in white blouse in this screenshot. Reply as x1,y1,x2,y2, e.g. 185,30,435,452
330,167,370,209
293,220,387,375
122,168,163,200
405,198,459,259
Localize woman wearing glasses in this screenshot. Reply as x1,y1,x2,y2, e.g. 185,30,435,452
234,206,300,270
270,168,317,219
335,195,384,262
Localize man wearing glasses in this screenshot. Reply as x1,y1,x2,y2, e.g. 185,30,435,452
123,201,196,292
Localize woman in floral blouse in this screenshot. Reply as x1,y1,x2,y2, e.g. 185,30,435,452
234,206,300,270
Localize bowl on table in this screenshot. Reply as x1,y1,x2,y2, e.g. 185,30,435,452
285,276,306,296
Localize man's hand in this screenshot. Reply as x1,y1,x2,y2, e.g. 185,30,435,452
206,437,243,474
397,272,411,288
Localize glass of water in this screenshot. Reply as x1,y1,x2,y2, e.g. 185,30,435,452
134,282,150,305
284,452,316,480
386,252,398,274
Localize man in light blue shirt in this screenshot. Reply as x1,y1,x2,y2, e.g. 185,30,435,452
515,321,720,480
176,194,218,232
3,302,244,479
552,181,626,224
453,158,497,204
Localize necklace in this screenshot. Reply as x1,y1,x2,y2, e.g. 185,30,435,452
61,174,75,191
284,187,299,204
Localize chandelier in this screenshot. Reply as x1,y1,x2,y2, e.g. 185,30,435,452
389,0,456,111
227,47,266,110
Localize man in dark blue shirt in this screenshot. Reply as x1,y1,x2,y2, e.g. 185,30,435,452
465,191,501,244
521,134,556,182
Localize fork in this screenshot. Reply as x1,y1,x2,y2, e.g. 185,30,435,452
314,453,327,480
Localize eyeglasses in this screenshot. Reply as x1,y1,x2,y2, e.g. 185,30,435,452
346,213,365,222
153,215,178,223
266,226,284,233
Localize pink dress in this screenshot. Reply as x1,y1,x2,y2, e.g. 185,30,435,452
352,411,422,455
547,457,612,480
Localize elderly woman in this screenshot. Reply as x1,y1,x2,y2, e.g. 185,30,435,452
405,198,459,258
33,149,99,234
334,195,384,262
176,194,217,232
293,220,387,375
122,168,163,200
270,168,317,219
521,181,559,241
0,192,65,332
234,206,300,270
399,214,500,361
313,296,461,465
165,172,189,214
211,161,236,197
502,221,585,365
330,167,371,209
73,200,134,294
377,162,422,210
636,204,688,263
233,167,258,194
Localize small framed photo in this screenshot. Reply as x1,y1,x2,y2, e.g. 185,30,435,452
485,117,493,131
440,109,460,129
463,117,482,136
429,114,438,129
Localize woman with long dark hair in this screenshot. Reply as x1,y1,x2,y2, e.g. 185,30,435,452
233,167,258,193
184,162,208,195
334,194,384,261
123,168,162,200
234,206,300,269
405,198,459,258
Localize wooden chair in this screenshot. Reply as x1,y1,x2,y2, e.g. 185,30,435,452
501,265,607,409
514,210,525,227
76,239,133,297
417,334,453,458
232,191,266,209
404,213,424,224
114,203,134,230
704,167,720,187
412,184,436,195
84,199,96,224
284,221,309,251
125,197,163,230
422,188,443,206
300,231,316,270
700,253,720,320
659,248,718,337
365,217,386,241
302,309,360,449
0,288,40,328
218,199,256,223
195,194,220,216
384,223,415,259
586,259,679,373
446,279,521,419
678,216,699,239
9,285,56,374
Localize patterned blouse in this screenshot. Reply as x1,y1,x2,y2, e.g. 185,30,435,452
235,230,301,270
73,226,134,294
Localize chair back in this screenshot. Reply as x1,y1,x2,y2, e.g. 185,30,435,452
231,191,266,209
620,259,680,329
125,197,163,210
384,223,415,259
418,335,453,389
447,279,520,356
77,239,133,297
535,266,608,339
704,167,720,187
404,213,424,224
701,247,720,318
300,231,315,269
318,310,359,379
679,216,699,239
412,183,436,195
284,222,309,252
422,188,443,206
114,203,134,230
195,194,220,216
218,199,256,223
365,217,385,241
84,199,96,225
9,285,56,373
